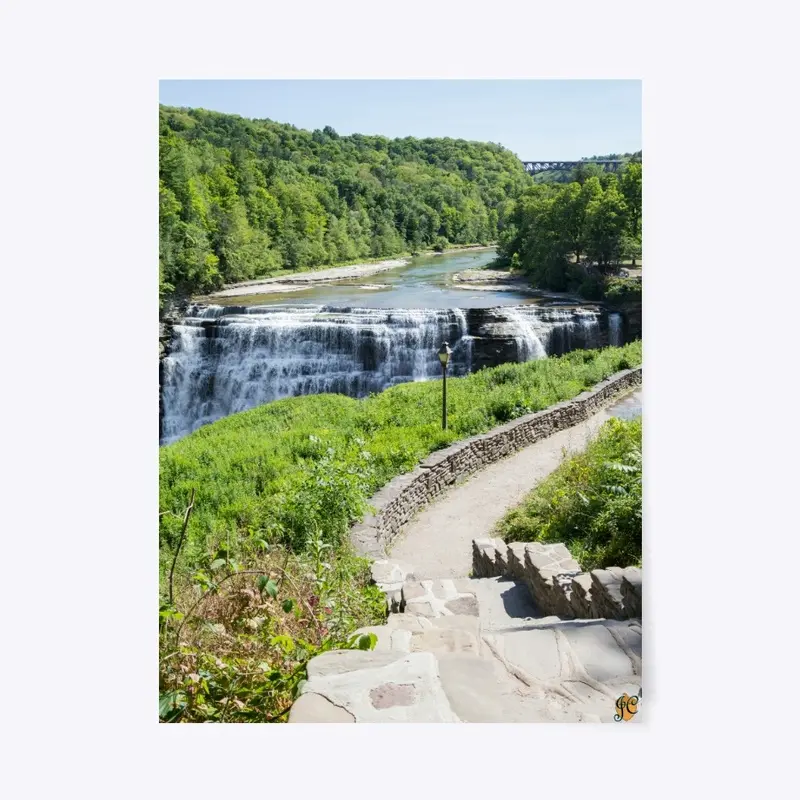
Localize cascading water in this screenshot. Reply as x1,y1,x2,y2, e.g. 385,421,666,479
499,307,548,360
608,313,623,347
488,305,602,357
160,303,605,443
161,305,472,443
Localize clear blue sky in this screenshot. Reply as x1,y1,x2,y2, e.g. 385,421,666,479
159,80,640,160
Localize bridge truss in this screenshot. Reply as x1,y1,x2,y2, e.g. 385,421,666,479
521,160,624,175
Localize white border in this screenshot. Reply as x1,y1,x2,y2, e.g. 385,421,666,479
3,0,797,796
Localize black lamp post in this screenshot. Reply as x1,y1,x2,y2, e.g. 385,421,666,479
438,341,452,430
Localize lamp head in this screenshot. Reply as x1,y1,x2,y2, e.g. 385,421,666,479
438,341,452,366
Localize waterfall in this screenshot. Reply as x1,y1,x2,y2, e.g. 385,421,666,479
500,308,548,360
608,313,623,347
161,305,472,443
495,306,601,359
161,302,606,443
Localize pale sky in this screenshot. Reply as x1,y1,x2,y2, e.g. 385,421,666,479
159,80,641,160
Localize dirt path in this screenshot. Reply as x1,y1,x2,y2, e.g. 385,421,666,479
388,390,642,579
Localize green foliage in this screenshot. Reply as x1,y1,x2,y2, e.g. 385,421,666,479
159,533,386,723
159,343,642,722
604,277,642,306
159,106,530,301
495,416,642,570
159,342,642,575
499,161,643,293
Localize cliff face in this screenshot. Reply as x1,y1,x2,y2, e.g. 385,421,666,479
464,306,623,371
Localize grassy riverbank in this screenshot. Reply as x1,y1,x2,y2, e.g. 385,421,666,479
159,341,641,721
495,415,642,569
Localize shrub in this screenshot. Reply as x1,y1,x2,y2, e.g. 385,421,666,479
604,277,642,305
495,416,642,570
159,532,386,723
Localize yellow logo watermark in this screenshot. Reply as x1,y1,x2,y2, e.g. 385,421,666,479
614,688,641,721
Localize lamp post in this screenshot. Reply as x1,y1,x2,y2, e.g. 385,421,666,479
438,341,452,430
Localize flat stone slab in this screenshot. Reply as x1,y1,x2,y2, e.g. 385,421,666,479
469,577,540,631
410,627,480,656
403,579,478,619
560,622,638,682
307,650,406,679
288,692,356,723
492,618,640,675
350,625,412,653
493,627,563,683
292,652,461,723
370,559,415,593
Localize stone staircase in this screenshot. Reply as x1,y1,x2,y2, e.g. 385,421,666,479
289,546,642,723
472,538,642,620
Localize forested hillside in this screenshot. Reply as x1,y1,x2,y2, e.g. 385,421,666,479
159,106,532,302
499,161,642,298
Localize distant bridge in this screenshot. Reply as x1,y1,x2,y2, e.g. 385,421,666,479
522,160,624,174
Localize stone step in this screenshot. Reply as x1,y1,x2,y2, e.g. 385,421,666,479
401,578,480,618
471,538,643,622
289,652,461,723
468,576,542,631
370,558,415,612
293,568,643,723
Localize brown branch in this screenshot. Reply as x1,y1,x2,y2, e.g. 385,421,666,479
168,488,195,608
265,705,292,723
174,567,323,646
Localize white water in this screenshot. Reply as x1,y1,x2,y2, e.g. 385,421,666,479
608,312,623,347
160,303,604,443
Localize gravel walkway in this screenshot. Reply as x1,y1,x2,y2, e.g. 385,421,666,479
389,390,642,579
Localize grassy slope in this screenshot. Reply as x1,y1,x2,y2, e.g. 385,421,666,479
495,415,642,569
160,341,642,577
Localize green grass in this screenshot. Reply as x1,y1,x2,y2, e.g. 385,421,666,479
158,342,641,721
495,415,642,570
159,341,641,579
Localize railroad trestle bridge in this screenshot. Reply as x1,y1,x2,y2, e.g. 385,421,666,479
521,160,624,174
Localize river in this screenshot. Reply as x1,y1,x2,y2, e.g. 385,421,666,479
160,249,628,444
210,249,534,309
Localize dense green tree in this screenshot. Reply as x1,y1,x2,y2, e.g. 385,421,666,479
498,162,642,293
159,105,532,303
620,162,642,265
585,180,629,270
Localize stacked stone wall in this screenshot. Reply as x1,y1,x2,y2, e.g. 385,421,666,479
350,366,642,560
472,538,642,620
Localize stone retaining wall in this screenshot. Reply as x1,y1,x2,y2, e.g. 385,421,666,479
350,366,642,560
473,538,642,620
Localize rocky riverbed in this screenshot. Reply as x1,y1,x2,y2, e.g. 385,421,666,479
201,259,411,299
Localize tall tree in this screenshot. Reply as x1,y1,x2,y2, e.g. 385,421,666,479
620,162,642,265
585,181,629,271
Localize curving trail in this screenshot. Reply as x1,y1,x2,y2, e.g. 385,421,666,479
388,390,642,579
291,388,643,724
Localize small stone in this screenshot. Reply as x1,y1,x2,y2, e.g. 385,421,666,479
402,581,428,602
